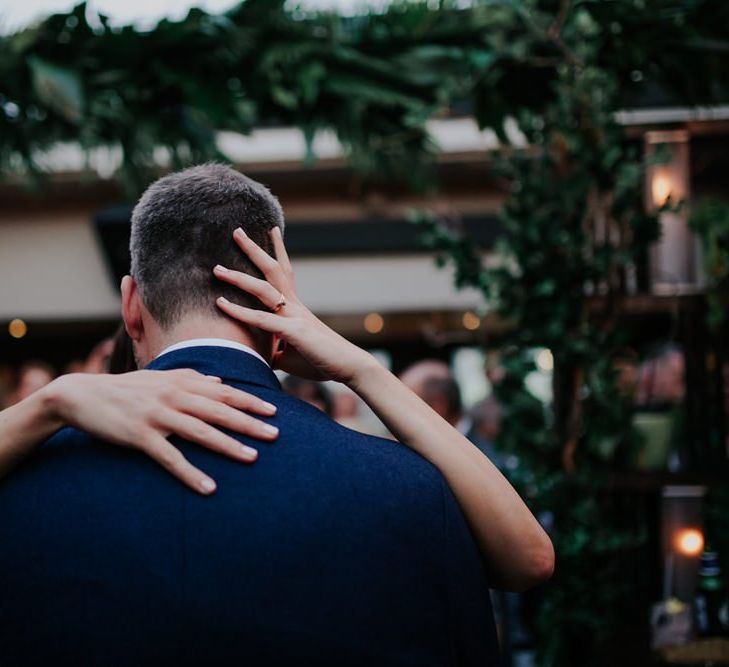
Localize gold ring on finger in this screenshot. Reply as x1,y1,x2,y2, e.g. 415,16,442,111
273,293,286,313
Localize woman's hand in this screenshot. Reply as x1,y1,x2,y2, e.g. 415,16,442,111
214,227,375,384
42,369,279,495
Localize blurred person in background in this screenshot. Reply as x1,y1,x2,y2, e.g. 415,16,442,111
108,323,137,374
0,366,13,409
467,396,504,465
62,336,117,376
282,380,382,436
399,358,451,396
10,360,56,405
63,359,87,375
331,386,386,437
332,388,365,429
420,376,464,428
399,359,469,432
83,336,116,374
631,343,688,471
485,350,507,388
613,348,641,400
282,374,333,416
332,389,359,426
637,343,686,406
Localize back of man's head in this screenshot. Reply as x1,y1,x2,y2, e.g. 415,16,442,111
130,163,284,330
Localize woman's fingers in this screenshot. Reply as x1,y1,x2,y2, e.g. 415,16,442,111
55,369,277,495
170,369,277,417
157,409,259,462
233,227,285,285
167,368,222,386
271,226,294,277
181,375,277,417
213,265,282,310
175,392,278,441
216,297,288,334
142,433,218,495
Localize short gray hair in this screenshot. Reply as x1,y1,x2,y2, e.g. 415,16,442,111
130,164,284,329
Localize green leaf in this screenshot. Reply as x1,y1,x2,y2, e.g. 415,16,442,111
28,56,85,123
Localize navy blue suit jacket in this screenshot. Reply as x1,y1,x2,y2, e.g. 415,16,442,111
0,347,499,666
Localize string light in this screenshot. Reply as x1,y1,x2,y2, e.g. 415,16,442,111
462,311,481,331
651,172,673,207
364,313,384,334
8,319,27,339
674,528,704,557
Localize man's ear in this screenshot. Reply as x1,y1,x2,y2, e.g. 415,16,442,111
121,275,144,342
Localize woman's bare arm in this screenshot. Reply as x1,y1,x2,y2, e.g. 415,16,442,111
214,226,555,592
0,369,279,494
348,359,554,591
0,382,64,479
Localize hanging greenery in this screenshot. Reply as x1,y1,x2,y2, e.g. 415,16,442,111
416,23,660,665
690,199,729,332
411,2,729,665
2,1,728,193
0,0,483,193
3,1,729,665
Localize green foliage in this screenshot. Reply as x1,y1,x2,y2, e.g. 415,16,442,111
417,57,658,661
412,2,728,665
0,0,492,193
690,198,729,331
2,0,729,195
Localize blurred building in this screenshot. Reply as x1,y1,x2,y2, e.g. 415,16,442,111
2,109,729,376
0,118,502,373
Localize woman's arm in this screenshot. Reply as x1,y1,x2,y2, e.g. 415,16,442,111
348,361,554,591
0,382,64,479
0,369,279,495
214,226,555,592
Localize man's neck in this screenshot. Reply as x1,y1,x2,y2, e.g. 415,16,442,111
145,315,268,366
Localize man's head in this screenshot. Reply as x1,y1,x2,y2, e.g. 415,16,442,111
122,164,285,366
398,359,462,424
420,376,463,426
469,396,502,444
282,376,334,417
399,359,451,396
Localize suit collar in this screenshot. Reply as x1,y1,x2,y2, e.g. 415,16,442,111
146,346,281,391
156,338,269,367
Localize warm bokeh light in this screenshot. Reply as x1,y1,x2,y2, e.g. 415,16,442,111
651,172,673,207
536,348,554,372
462,311,481,331
364,312,384,334
674,527,704,557
8,318,27,339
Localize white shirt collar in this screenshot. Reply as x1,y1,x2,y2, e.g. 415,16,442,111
156,338,269,367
